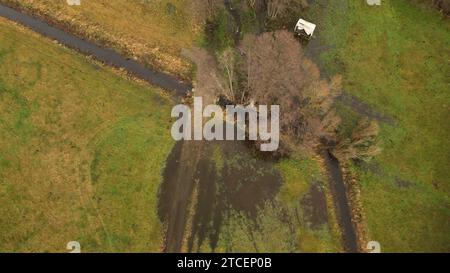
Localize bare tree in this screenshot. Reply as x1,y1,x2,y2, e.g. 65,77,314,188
239,30,342,155
218,48,237,102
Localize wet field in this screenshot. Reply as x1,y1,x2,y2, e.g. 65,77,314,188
158,140,283,252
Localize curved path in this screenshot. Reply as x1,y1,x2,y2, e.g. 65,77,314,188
0,4,192,95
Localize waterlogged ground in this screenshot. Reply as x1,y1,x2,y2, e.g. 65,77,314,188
159,140,342,253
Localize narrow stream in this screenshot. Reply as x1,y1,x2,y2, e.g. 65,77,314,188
323,150,358,252
0,4,192,95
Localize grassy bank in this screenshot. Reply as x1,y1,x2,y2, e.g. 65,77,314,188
0,0,202,79
0,18,174,252
308,0,450,252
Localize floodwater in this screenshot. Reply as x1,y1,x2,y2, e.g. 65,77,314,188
158,140,283,252
0,4,192,95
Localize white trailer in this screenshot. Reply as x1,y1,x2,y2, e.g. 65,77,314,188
294,19,316,40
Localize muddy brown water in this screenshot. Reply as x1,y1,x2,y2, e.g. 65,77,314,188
300,182,329,229
158,140,283,252
0,4,192,95
159,139,336,253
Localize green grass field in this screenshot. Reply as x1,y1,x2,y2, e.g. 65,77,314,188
0,18,174,252
309,0,450,252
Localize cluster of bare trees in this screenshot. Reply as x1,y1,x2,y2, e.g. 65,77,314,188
188,0,381,159
218,31,339,155
216,30,380,159
238,31,342,155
